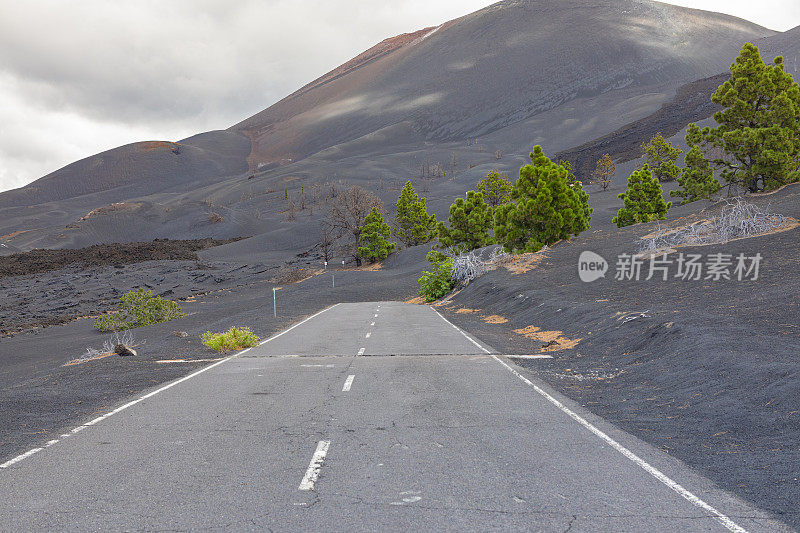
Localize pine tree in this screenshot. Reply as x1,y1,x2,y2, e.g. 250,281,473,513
358,208,396,262
494,146,592,253
642,133,682,182
476,170,513,207
689,43,800,192
670,136,721,205
393,181,437,246
436,190,494,254
613,164,672,227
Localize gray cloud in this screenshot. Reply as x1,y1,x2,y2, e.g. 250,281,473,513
0,0,798,192
0,0,499,191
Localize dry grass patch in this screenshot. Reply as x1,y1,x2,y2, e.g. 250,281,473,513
503,252,547,275
79,202,142,222
344,262,384,271
405,296,425,304
64,351,114,366
269,266,320,284
0,229,30,240
513,325,582,352
456,308,480,314
483,315,509,324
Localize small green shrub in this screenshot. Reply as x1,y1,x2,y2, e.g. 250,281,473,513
94,288,186,331
418,250,455,302
201,327,260,352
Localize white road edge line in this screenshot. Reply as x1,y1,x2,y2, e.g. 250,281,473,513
431,307,748,533
342,375,355,392
298,440,331,491
0,303,342,471
0,448,43,468
259,303,342,345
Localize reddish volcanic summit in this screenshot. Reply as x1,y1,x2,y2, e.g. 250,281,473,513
230,0,772,171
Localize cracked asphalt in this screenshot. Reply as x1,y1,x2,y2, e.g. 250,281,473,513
0,302,789,531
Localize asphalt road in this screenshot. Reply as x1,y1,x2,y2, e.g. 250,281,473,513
0,302,789,532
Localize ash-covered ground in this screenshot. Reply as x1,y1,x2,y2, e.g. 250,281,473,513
1,260,272,336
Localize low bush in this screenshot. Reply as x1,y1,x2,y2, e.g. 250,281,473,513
94,288,185,331
201,327,260,352
418,250,456,302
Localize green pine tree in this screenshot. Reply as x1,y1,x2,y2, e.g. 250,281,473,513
494,146,592,253
689,43,800,192
358,208,396,262
670,136,721,205
641,133,682,182
393,181,437,246
476,170,513,207
436,190,494,254
613,164,672,227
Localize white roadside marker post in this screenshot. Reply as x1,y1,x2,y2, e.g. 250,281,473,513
273,287,277,318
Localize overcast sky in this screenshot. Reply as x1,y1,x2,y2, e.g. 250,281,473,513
1,0,799,193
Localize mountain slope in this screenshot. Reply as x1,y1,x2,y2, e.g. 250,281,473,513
231,0,772,169
0,0,790,252
755,24,800,73
0,130,250,209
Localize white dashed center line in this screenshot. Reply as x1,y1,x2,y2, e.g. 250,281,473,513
342,375,355,392
365,332,371,339
370,321,375,326
357,348,365,356
298,440,330,491
374,314,378,318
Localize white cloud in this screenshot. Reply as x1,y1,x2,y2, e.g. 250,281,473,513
0,0,798,192
663,0,800,32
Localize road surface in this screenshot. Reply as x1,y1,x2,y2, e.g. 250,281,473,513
0,302,788,531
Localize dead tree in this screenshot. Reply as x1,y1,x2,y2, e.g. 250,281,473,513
319,221,338,262
325,185,384,266
592,153,616,191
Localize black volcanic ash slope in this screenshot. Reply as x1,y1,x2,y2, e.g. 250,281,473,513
232,0,772,168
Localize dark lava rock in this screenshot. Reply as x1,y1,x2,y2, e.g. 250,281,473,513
114,345,137,357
